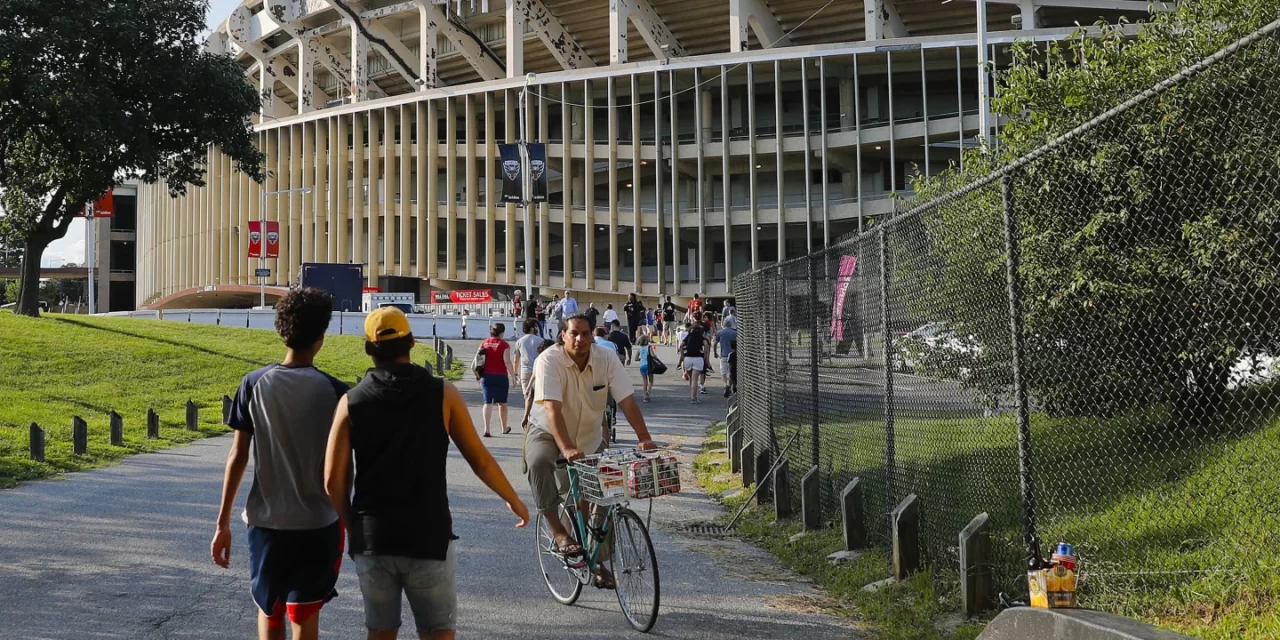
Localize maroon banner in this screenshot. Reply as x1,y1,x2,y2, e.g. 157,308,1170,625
829,255,859,342
247,221,263,258
80,190,115,217
264,221,281,259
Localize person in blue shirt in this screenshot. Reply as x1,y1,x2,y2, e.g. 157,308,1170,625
560,290,579,315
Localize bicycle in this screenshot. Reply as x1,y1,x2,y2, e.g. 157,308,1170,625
533,448,680,633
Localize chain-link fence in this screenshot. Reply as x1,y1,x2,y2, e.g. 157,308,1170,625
733,18,1280,610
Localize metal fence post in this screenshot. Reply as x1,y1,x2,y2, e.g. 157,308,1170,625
1001,173,1042,564
808,253,821,472
879,225,897,512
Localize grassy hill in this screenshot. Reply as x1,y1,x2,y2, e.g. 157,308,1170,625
0,312,461,488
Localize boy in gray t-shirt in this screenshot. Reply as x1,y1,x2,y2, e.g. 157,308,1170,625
212,288,349,640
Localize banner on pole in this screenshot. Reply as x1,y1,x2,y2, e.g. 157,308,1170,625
528,143,547,202
829,255,859,342
265,221,281,258
81,190,115,217
247,221,263,258
499,144,523,203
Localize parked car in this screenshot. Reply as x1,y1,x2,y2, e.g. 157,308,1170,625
895,322,980,381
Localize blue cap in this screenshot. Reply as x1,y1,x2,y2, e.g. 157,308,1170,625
1056,542,1074,556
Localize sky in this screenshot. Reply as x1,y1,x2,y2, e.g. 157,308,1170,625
42,1,242,268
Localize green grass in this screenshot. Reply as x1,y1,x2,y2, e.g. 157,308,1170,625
0,312,464,488
717,387,1280,639
693,423,987,640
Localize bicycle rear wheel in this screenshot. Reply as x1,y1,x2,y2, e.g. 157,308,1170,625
611,508,661,632
535,510,585,605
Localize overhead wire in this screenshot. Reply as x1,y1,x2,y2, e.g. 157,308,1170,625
526,0,839,109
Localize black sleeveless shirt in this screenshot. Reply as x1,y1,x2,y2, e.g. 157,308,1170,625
346,362,455,560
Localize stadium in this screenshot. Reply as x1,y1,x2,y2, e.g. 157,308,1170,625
127,0,1154,309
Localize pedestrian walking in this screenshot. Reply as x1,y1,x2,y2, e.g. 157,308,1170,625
623,293,644,343
477,323,517,436
661,296,678,345
547,295,564,339
607,320,633,365
602,303,619,327
680,324,711,404
323,307,529,640
637,334,655,402
212,288,349,640
714,322,738,397
535,299,547,337
513,319,543,400
583,303,600,329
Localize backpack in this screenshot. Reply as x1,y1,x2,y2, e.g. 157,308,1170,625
471,347,487,377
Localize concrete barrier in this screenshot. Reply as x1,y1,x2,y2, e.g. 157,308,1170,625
338,312,364,336
166,310,192,323
435,315,464,339
189,310,220,325
220,309,249,328
407,315,434,338
978,607,1192,640
128,310,160,320
247,310,276,330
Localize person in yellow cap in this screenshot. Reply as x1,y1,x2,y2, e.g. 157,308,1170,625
323,307,529,639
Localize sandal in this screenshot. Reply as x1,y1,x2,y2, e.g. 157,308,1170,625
592,568,617,590
483,432,492,438
553,540,584,556
502,427,512,435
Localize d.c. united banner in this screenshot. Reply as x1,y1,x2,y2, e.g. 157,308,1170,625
247,221,263,258
264,222,281,258
829,255,858,342
528,143,547,202
499,144,522,203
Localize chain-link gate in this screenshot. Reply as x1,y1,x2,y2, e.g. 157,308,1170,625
734,16,1280,609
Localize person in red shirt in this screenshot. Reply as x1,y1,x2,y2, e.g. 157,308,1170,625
477,323,517,436
685,293,704,322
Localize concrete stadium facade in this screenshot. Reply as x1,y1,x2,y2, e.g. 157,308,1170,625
135,0,1150,309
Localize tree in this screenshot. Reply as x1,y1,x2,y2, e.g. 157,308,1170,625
0,0,265,316
903,0,1280,422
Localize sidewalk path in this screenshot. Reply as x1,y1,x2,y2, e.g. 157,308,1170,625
0,341,855,639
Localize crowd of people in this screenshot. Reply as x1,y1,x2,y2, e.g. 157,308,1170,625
212,287,734,639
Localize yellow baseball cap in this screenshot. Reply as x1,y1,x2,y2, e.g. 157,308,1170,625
364,307,412,342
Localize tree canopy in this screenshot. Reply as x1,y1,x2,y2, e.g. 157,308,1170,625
0,0,265,315
901,0,1280,420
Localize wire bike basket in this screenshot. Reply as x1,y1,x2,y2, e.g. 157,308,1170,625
572,449,682,505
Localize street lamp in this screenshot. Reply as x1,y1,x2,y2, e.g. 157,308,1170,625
257,187,312,307
943,0,991,146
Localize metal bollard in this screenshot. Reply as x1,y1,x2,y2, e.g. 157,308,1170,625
110,410,124,446
73,416,88,455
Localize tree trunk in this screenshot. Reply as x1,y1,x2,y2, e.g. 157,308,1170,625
16,233,56,317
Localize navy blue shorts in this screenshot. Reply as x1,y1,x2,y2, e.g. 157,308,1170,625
247,520,344,627
481,373,510,404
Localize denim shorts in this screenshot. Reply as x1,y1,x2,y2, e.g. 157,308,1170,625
352,543,457,633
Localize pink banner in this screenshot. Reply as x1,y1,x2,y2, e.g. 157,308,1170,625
829,255,858,342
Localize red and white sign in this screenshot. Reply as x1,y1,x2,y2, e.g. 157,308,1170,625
264,221,281,258
82,190,115,218
247,221,263,258
439,289,493,304
362,287,383,293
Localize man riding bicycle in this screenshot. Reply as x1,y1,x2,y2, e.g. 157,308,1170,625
524,312,658,589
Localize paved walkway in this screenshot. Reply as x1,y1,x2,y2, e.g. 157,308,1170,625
0,341,855,639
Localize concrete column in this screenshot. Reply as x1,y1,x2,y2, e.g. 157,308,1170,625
561,86,574,283
314,118,329,262
607,78,619,292
483,93,497,282
419,9,440,88
506,0,524,78
416,102,429,277
351,23,369,102
583,80,595,289
538,87,551,286
336,114,350,264
351,113,365,271
302,122,315,267
464,94,478,282
368,110,382,287
383,107,398,278
445,98,458,279
427,100,441,279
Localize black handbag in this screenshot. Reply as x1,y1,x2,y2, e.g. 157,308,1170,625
649,350,669,376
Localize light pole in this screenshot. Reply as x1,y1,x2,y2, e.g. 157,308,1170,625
976,0,991,147
519,72,537,303
258,187,312,307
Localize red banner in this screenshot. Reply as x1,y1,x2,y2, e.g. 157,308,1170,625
247,221,263,258
445,289,492,304
81,190,115,217
829,255,859,342
264,221,281,258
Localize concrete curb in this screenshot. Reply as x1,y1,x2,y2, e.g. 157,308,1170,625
978,607,1193,640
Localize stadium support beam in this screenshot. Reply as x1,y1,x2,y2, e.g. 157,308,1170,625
729,0,792,52
363,20,425,88
953,0,1174,11
508,0,595,76
610,0,687,65
415,0,505,81
865,0,908,40
228,6,291,119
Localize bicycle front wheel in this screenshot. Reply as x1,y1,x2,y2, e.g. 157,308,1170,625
611,508,661,632
535,510,585,605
